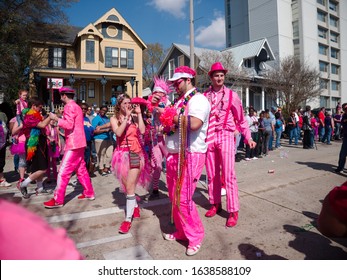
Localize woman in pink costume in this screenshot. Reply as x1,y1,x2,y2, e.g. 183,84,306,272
146,76,171,197
110,94,150,234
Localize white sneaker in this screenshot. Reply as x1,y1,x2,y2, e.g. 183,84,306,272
221,188,227,196
244,158,251,161
252,157,258,160
0,180,11,187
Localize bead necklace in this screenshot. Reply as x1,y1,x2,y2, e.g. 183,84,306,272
163,89,197,135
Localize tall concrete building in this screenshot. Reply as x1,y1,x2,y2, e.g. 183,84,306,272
225,0,347,109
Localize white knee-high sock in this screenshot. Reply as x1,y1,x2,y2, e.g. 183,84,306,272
21,177,32,187
125,194,136,222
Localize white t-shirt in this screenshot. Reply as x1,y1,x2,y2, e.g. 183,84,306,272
166,90,210,154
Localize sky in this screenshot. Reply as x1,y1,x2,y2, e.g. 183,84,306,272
64,0,226,50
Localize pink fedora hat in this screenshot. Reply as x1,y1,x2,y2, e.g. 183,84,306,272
208,62,228,77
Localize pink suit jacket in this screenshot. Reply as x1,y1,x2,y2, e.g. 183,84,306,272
204,85,251,144
58,100,86,151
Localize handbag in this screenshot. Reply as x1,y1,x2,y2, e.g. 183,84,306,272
10,142,26,155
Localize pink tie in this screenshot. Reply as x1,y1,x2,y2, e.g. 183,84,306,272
205,92,217,146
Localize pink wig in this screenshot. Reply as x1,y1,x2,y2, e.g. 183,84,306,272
153,76,171,95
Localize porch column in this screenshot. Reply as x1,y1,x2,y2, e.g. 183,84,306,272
261,87,265,111
246,87,250,109
100,76,107,105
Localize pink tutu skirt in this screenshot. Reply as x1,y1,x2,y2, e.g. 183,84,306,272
111,148,151,193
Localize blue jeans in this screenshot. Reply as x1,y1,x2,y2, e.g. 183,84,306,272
275,129,282,148
322,127,332,144
319,126,325,141
289,128,298,145
337,137,347,171
334,123,341,140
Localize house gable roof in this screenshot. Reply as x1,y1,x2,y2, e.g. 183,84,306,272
222,38,275,67
93,8,147,50
77,23,104,39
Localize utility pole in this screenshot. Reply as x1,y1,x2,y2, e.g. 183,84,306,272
190,0,194,69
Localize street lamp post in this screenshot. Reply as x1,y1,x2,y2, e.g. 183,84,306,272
135,80,139,97
48,78,54,112
69,74,75,86
129,77,135,97
100,75,107,105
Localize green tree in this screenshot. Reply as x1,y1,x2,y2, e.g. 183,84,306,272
261,55,321,117
142,43,166,88
0,0,77,102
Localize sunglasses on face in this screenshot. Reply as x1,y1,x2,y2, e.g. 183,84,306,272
81,107,88,110
173,79,184,88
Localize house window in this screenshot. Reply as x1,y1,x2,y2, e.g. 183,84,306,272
105,47,119,67
318,27,327,39
120,48,127,68
244,59,252,68
88,82,95,98
330,31,338,43
318,44,328,55
127,49,134,69
331,48,339,59
48,47,66,68
319,61,328,72
329,15,338,27
331,80,339,91
331,64,339,75
178,55,185,66
86,40,95,63
112,48,119,67
169,59,175,78
319,79,328,89
317,0,325,5
317,10,327,23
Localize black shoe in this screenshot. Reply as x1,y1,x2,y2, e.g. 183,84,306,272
149,189,160,199
334,169,343,174
21,186,29,199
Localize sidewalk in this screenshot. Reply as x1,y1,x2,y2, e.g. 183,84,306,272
1,140,347,259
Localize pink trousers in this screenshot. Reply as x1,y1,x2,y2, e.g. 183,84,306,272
54,148,95,204
206,130,239,213
151,136,167,189
166,152,205,247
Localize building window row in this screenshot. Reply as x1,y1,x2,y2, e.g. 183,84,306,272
317,27,339,43
317,9,339,26
319,60,340,74
317,0,338,12
318,44,340,59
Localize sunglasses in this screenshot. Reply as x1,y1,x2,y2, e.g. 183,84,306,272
81,107,88,110
173,79,184,88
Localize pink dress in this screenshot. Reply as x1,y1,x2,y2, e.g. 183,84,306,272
111,121,150,192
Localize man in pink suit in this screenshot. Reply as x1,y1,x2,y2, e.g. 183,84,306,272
204,62,256,227
44,87,95,208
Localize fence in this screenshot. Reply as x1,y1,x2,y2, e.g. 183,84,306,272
43,105,115,116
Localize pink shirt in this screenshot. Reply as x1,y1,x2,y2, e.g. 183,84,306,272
58,100,86,151
204,85,251,144
16,98,28,115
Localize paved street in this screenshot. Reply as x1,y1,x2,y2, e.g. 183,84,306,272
1,139,347,260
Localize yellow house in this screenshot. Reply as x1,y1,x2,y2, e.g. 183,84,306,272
30,8,146,107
